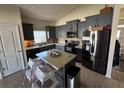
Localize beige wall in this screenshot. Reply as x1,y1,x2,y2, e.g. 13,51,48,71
56,4,113,26
0,5,26,79
118,19,124,25
22,17,55,30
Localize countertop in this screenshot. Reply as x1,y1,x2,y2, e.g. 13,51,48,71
36,49,76,70
25,43,65,51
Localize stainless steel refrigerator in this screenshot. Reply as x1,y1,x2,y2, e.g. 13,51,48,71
90,30,111,74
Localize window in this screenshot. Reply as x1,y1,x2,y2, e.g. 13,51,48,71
33,31,47,43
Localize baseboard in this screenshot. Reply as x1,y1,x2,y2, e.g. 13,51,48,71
105,74,111,78
0,73,2,79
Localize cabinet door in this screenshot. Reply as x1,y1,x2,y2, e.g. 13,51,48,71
58,26,62,38
86,15,97,29
47,26,56,39
22,23,34,40
40,46,47,52
56,26,59,38
26,48,40,59
56,45,65,51
67,22,71,32
78,22,86,38
97,12,113,26
76,48,82,61
63,25,67,38
61,25,67,38
47,44,56,50
56,45,59,50
60,45,65,51
71,21,77,32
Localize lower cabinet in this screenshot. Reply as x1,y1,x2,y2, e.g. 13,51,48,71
26,48,40,59
56,45,65,51
76,48,82,62
40,46,47,52
26,44,59,60
47,44,56,50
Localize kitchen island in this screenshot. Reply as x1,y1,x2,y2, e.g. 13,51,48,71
36,49,76,87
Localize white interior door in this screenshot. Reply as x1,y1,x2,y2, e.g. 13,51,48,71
0,24,23,77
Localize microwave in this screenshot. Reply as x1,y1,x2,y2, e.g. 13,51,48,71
67,32,77,38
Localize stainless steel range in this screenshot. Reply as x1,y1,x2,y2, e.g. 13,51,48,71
65,40,79,54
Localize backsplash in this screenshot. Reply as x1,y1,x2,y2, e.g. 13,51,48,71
58,38,82,46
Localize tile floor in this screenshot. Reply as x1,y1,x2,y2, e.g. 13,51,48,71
112,60,124,83
0,62,124,88
76,62,124,88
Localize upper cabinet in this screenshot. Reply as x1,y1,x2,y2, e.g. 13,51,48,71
55,12,113,39
55,26,62,38
67,20,80,32
46,26,56,39
78,21,86,38
96,12,113,26
86,12,113,29
61,25,67,38
56,25,67,38
86,15,97,29
22,23,34,40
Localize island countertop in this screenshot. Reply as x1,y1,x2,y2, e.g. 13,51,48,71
36,49,76,70
25,43,65,51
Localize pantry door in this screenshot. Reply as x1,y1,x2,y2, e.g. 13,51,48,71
0,24,24,77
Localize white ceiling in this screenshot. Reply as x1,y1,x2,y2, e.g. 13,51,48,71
16,4,81,22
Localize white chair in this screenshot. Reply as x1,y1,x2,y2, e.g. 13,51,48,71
23,58,38,88
23,58,59,88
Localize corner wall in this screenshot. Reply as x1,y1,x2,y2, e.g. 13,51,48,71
0,5,26,79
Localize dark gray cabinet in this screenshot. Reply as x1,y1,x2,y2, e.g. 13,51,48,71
46,26,56,39
96,12,113,26
61,25,67,38
22,23,34,40
78,21,86,38
56,44,65,51
47,44,56,50
40,46,47,52
55,26,59,38
56,25,67,38
86,15,97,29
86,12,113,29
84,12,113,37
67,20,80,32
55,26,62,38
76,48,82,62
26,48,40,59
26,44,56,60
